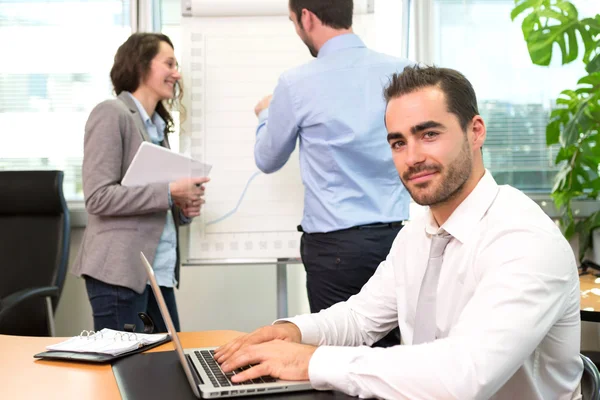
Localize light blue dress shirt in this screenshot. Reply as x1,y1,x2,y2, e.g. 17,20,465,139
127,92,177,287
255,34,411,233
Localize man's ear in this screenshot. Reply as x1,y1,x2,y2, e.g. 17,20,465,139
301,8,316,31
470,115,486,150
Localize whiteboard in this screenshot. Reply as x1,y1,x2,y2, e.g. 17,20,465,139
181,3,376,260
182,0,374,17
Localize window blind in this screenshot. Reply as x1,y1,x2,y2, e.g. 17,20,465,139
0,0,131,200
430,0,593,192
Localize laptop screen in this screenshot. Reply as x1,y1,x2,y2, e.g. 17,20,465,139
140,252,201,398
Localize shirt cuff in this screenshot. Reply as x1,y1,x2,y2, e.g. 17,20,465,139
258,108,269,123
273,314,322,346
167,187,173,207
308,346,355,392
256,109,268,135
179,210,192,224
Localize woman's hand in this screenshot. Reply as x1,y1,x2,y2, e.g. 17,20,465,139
169,177,210,217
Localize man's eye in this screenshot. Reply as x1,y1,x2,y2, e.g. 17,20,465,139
424,131,438,139
391,141,405,149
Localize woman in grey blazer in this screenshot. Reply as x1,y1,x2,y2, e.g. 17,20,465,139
72,33,209,333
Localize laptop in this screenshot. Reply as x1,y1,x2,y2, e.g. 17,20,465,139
140,252,313,398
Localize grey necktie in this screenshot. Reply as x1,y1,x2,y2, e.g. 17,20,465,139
413,232,452,345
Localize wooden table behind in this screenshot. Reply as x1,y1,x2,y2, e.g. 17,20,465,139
4,277,600,399
580,274,600,311
0,330,243,400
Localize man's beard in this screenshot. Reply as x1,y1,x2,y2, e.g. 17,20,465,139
299,25,318,57
302,37,317,57
401,137,472,206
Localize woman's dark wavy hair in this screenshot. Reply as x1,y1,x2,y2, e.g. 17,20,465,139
110,32,185,135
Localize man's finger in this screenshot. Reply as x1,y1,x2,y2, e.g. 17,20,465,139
231,363,271,383
216,339,244,363
221,346,260,373
215,338,239,356
217,331,265,363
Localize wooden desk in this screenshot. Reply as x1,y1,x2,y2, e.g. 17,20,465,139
581,274,600,322
0,330,243,400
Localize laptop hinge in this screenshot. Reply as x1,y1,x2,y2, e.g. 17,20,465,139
186,354,205,386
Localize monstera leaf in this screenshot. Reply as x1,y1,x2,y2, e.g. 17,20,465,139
547,72,600,148
511,0,600,66
512,1,600,262
588,52,600,73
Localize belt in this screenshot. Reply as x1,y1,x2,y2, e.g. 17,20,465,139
355,221,404,230
297,221,404,233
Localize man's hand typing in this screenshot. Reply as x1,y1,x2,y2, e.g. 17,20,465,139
214,322,302,364
220,340,317,383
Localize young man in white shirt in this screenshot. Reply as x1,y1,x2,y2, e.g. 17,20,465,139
214,66,583,399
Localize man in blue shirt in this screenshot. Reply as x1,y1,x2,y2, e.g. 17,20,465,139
253,0,412,347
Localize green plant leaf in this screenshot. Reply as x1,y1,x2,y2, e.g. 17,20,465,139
582,15,600,29
512,0,597,66
590,178,600,191
555,145,575,163
577,73,600,86
552,163,572,192
546,118,561,145
560,99,592,147
565,219,576,240
577,223,590,261
577,211,600,262
511,0,544,21
587,53,600,73
580,157,600,180
512,1,600,260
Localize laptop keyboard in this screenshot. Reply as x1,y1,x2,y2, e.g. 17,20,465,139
194,350,278,388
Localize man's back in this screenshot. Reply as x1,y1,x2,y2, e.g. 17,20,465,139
255,34,412,233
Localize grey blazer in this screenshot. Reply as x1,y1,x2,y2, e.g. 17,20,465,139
72,92,184,293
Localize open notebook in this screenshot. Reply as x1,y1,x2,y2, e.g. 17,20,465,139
33,328,170,363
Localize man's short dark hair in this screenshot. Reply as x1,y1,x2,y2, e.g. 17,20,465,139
384,66,479,132
289,0,353,29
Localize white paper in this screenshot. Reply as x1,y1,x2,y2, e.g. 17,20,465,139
121,142,212,187
46,328,169,356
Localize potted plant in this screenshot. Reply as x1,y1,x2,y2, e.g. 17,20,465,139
511,0,600,263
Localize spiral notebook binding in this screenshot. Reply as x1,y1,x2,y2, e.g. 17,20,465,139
78,330,138,341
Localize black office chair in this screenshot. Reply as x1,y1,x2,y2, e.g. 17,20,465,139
0,171,70,336
582,353,600,400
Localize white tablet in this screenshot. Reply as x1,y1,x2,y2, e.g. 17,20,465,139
121,142,212,187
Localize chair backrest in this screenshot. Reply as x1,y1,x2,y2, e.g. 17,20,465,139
582,353,600,400
0,170,70,335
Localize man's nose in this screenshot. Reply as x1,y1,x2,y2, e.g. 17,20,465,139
405,143,425,167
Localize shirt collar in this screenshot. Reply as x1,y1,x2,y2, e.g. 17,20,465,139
317,33,365,59
424,170,500,244
125,92,166,135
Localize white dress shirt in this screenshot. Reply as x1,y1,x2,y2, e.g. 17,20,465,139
286,171,582,399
